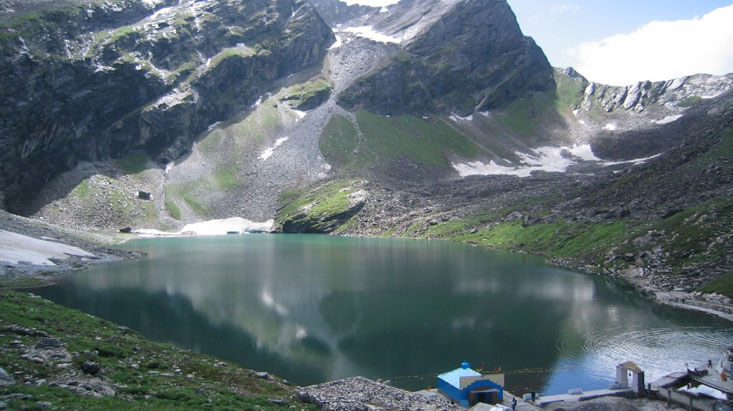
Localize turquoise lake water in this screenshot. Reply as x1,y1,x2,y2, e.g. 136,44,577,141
35,234,732,394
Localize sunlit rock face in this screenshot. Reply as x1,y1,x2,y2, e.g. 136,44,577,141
0,0,333,212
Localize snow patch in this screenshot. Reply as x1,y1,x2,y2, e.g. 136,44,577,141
566,144,602,162
449,113,473,122
323,163,332,171
478,111,490,118
601,153,662,167
0,230,95,266
292,109,307,120
251,94,270,109
328,34,343,50
136,218,274,237
340,26,400,44
451,144,627,178
259,137,289,161
338,0,400,7
453,146,585,178
603,123,618,131
652,114,683,125
142,0,165,7
153,88,190,109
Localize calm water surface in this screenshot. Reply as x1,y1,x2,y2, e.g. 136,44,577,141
36,234,732,394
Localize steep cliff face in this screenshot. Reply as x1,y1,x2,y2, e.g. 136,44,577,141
337,0,553,115
0,0,333,212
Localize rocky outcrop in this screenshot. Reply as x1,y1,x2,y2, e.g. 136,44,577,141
337,0,554,115
306,0,378,27
0,0,333,213
557,68,733,115
276,181,367,233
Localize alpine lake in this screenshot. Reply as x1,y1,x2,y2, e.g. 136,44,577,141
34,234,732,395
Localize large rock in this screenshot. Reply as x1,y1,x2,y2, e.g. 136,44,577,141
0,367,14,386
277,182,367,233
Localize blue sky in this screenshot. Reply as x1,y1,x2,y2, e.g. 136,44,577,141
506,1,733,84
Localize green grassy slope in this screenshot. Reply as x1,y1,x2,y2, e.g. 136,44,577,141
0,290,309,409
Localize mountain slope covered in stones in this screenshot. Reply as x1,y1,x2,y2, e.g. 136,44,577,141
0,0,732,303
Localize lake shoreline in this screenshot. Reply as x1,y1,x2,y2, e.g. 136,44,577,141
2,218,731,409
2,210,731,321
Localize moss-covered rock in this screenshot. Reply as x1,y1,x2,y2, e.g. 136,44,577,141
281,79,332,110
275,180,367,233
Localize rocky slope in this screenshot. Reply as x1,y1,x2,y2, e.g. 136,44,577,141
0,0,333,213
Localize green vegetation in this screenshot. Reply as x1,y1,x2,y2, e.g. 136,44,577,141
698,271,733,298
553,71,587,112
653,197,733,272
495,90,554,136
319,115,360,168
116,153,149,175
679,95,703,107
165,197,182,220
0,277,47,289
166,184,209,218
413,192,732,285
320,111,484,171
444,220,628,260
213,168,239,190
282,79,331,109
0,290,306,409
276,180,363,232
71,179,90,199
109,25,137,42
207,46,257,71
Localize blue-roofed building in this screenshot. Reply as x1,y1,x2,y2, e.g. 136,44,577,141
437,362,504,407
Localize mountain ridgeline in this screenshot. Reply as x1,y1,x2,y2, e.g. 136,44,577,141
1,0,732,298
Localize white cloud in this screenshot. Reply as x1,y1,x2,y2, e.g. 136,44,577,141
567,4,733,86
549,4,579,15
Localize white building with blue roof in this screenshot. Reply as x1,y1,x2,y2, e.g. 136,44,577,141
437,362,504,407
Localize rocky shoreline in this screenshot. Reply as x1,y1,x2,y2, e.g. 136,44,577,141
0,210,142,286
547,256,733,322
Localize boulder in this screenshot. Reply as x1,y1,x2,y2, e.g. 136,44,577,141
0,367,14,386
80,361,102,376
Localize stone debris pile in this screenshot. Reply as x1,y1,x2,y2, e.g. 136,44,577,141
299,376,457,410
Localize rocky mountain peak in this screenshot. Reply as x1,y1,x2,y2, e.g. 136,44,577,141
336,0,554,115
